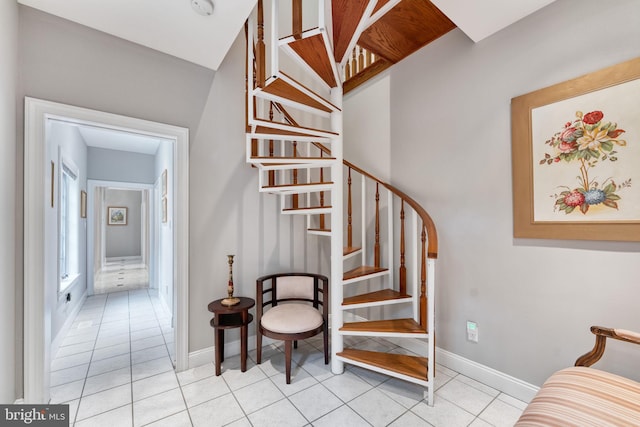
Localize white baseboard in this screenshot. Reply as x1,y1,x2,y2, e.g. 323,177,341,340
385,336,538,403
188,336,278,369
435,347,539,403
50,290,88,360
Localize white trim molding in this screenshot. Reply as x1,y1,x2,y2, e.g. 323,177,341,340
23,97,190,402
435,347,539,403
386,337,539,403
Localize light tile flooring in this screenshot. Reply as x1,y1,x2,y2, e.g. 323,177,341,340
51,290,526,427
93,257,149,294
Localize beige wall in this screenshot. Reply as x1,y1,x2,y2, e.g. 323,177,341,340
388,0,640,386
344,75,391,182
1,0,18,403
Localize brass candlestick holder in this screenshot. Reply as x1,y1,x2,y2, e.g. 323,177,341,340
221,254,240,306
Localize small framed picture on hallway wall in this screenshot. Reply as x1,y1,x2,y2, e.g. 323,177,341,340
162,169,168,196
80,190,87,218
162,197,167,223
108,206,127,226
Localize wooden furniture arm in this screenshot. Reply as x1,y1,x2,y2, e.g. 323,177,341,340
575,326,640,367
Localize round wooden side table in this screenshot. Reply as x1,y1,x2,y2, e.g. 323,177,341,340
207,296,255,376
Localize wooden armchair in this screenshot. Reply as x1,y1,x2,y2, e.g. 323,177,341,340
516,326,640,426
255,273,329,384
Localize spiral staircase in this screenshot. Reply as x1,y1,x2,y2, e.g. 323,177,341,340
245,0,439,405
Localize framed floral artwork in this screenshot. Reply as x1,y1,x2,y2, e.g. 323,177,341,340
512,57,640,241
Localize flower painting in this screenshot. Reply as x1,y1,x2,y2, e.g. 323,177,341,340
531,76,640,223
512,57,640,241
539,110,631,215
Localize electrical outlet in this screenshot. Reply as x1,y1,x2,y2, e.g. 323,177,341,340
466,320,478,343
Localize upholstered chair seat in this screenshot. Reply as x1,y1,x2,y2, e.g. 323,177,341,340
260,304,324,334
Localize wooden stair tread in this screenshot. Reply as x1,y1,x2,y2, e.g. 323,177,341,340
287,34,337,88
343,246,361,256
332,0,371,62
262,73,339,113
343,265,388,281
341,318,425,334
282,206,332,212
337,349,428,381
308,227,331,232
263,181,333,189
342,289,410,306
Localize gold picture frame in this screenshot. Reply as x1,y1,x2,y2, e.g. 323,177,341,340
50,161,55,208
80,190,87,218
162,197,167,223
161,169,167,197
511,57,640,241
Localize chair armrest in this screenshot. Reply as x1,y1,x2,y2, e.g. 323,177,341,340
575,326,640,367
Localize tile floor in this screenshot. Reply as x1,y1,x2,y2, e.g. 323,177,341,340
50,290,526,426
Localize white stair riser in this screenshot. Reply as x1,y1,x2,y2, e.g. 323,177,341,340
338,330,429,339
281,207,332,215
342,269,389,285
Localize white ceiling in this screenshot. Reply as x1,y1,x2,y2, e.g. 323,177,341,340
431,0,556,43
17,0,257,71
78,125,163,155
17,0,555,71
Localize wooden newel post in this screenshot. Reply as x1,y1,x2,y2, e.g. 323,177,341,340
256,0,266,88
292,0,303,40
374,183,380,268
399,201,406,294
420,227,427,327
347,168,353,248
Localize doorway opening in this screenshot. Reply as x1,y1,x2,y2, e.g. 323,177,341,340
23,98,189,403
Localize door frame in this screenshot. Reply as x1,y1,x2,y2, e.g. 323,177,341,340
23,97,190,403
